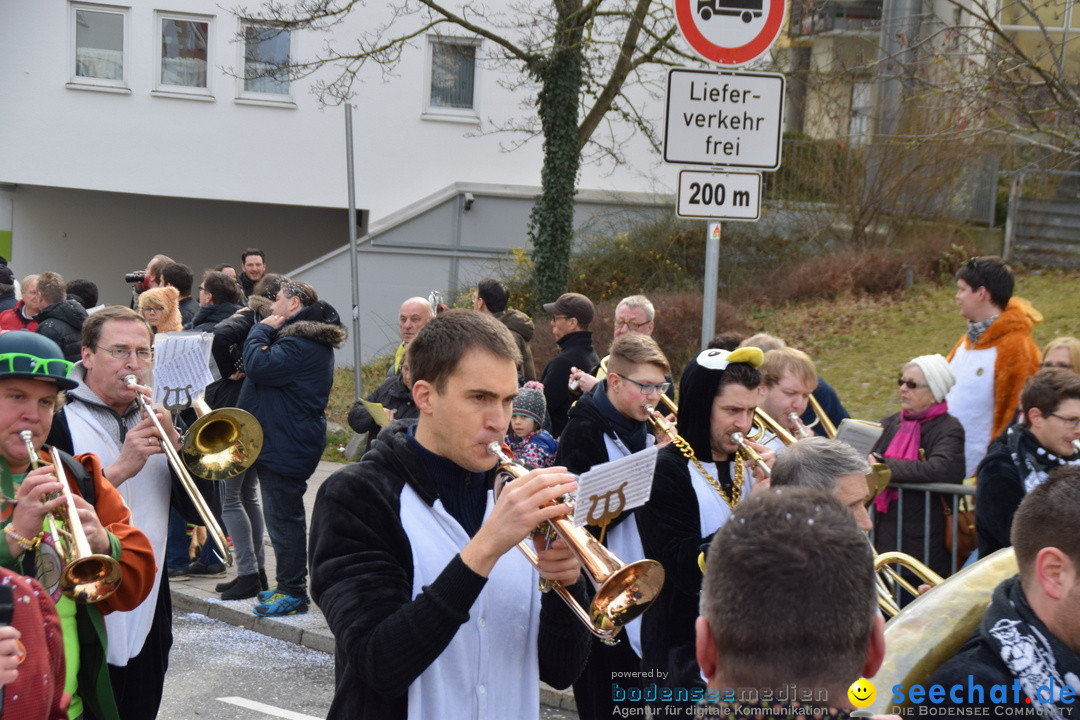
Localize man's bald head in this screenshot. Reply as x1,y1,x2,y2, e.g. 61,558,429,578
400,297,435,344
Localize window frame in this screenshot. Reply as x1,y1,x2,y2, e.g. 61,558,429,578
422,35,481,123
67,1,131,93
152,9,215,101
235,20,297,108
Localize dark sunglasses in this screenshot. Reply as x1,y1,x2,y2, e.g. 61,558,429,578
897,377,928,390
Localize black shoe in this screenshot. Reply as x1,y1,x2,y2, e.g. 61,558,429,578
258,568,269,591
215,576,239,593
221,573,262,601
168,568,190,582
188,560,227,578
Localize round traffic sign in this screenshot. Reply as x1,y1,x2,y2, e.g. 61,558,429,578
673,0,785,66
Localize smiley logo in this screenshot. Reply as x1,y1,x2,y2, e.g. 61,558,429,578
848,678,876,708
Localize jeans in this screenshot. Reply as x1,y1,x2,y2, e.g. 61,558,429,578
258,467,308,599
166,508,190,571
221,466,265,576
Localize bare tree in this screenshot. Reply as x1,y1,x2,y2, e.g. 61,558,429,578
236,0,697,303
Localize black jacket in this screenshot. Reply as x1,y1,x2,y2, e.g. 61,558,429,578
347,372,418,448
237,300,346,479
554,390,613,475
870,411,966,577
34,299,87,361
206,296,270,409
637,444,719,691
541,331,598,438
185,302,240,333
178,296,198,326
308,422,590,720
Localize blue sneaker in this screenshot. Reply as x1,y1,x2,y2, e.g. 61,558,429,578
253,591,308,617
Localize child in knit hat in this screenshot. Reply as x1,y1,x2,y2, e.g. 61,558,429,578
506,381,558,468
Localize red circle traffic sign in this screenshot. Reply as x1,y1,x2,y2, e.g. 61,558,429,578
673,0,785,66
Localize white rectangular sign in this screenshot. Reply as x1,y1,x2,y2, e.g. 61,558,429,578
677,170,761,220
663,68,785,170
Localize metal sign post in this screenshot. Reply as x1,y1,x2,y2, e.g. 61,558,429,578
701,222,722,347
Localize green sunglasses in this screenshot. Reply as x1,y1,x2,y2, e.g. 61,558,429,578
0,352,75,380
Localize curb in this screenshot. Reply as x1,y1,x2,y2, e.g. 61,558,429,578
171,588,336,655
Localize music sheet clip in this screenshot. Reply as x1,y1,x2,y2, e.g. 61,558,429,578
573,445,659,529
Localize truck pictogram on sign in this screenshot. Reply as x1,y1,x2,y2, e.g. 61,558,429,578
696,0,763,23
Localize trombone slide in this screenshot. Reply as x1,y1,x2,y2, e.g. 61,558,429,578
124,376,233,566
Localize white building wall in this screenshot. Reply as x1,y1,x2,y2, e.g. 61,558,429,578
0,0,669,219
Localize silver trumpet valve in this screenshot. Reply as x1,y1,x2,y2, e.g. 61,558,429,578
731,431,771,477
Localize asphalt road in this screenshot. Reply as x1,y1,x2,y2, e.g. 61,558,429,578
160,610,580,719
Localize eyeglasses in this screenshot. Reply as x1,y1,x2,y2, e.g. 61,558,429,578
897,378,929,390
551,314,571,322
0,352,74,379
615,319,651,331
94,346,153,362
1048,412,1080,429
1042,362,1075,370
615,374,671,396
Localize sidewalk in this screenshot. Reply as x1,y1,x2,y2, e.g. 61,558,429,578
169,460,577,713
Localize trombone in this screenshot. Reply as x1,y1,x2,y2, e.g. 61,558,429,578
874,549,944,617
748,408,798,447
20,431,122,604
125,375,233,566
487,442,665,645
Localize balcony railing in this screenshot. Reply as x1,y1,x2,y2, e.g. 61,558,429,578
789,0,882,36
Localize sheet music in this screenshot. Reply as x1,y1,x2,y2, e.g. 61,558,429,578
151,332,214,406
360,399,390,426
573,445,659,528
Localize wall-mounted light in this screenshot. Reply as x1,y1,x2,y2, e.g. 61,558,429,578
463,192,475,211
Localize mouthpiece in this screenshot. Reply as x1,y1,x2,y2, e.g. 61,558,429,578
731,432,745,445
487,441,512,465
19,430,32,444
124,374,138,387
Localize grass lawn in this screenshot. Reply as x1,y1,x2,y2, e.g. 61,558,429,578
321,266,1079,461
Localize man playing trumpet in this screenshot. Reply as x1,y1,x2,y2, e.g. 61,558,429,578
309,310,589,720
636,347,773,712
0,330,154,720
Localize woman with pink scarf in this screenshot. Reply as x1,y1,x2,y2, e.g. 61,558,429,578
870,353,966,578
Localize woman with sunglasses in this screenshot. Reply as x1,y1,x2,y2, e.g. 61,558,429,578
869,354,966,577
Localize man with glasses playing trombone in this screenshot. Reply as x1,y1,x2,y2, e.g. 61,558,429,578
0,329,155,720
977,368,1080,558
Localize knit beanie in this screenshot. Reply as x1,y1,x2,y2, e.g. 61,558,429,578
513,381,546,426
908,353,955,402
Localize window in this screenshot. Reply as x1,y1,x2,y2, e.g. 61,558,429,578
848,81,872,145
424,38,480,121
69,3,128,91
239,23,292,100
155,12,213,98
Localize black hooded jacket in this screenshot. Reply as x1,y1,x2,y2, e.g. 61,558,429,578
34,299,87,361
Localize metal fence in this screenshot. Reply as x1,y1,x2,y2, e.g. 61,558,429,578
1004,170,1080,267
868,481,977,607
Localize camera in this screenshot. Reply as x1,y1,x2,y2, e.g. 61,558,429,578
124,271,146,284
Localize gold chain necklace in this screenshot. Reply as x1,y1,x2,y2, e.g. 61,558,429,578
671,437,743,509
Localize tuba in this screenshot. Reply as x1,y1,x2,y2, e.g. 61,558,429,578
868,548,1018,714
487,443,665,645
21,431,122,604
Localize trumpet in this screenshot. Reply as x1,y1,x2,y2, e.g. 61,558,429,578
730,432,771,477
788,412,815,440
807,395,837,438
20,431,122,604
487,442,665,645
125,376,232,565
1073,439,1080,455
